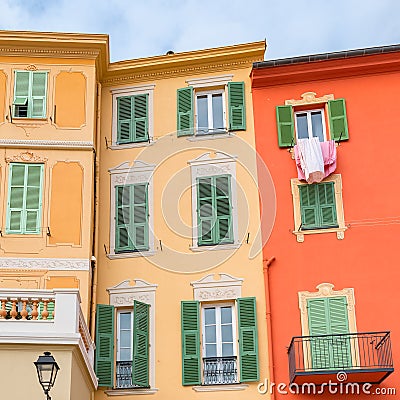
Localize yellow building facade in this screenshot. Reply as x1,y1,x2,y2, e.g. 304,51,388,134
0,31,270,400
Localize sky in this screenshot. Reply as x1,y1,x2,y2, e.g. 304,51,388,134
1,0,399,63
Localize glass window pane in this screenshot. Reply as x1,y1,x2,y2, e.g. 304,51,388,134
120,313,131,329
120,348,131,361
205,325,216,343
204,308,216,325
311,111,324,142
296,113,309,139
221,325,233,342
212,94,224,130
205,344,217,358
221,307,232,323
197,95,209,130
120,330,131,347
222,343,234,357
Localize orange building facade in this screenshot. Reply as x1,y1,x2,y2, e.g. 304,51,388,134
251,46,400,398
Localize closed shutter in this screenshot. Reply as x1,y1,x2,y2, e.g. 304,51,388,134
25,164,43,233
177,87,194,136
237,297,259,382
115,185,133,252
95,304,115,387
317,182,338,228
133,94,149,142
228,82,246,131
276,105,294,147
215,176,233,243
328,99,349,141
181,301,201,385
31,72,47,118
117,96,132,143
197,177,214,246
14,71,29,117
299,184,318,229
132,184,149,250
132,301,150,387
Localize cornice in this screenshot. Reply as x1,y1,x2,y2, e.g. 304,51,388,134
0,139,94,150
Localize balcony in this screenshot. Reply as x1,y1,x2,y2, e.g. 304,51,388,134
0,288,97,388
203,356,238,385
288,332,393,385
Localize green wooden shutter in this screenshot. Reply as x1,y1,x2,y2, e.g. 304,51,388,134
181,301,201,385
95,304,115,387
317,182,338,228
133,94,149,142
132,300,150,387
14,71,29,117
276,105,294,147
117,96,133,143
177,87,194,136
237,297,259,382
328,99,349,141
115,185,133,252
228,82,246,131
7,163,43,234
197,177,214,246
215,176,233,243
31,72,47,118
299,184,318,230
132,184,149,250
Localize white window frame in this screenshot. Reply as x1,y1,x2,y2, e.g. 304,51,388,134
188,152,240,251
108,161,155,258
202,302,237,358
294,108,327,142
110,84,155,149
195,89,226,134
116,309,134,362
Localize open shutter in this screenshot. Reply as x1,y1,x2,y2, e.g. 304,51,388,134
95,304,115,387
177,87,194,136
328,297,351,368
7,164,25,233
299,184,318,230
31,72,47,118
117,96,133,143
215,176,233,243
132,301,150,387
237,297,259,382
181,301,201,385
14,71,29,117
133,94,149,142
276,105,294,147
132,184,149,250
25,164,43,233
228,82,246,131
328,99,349,141
317,182,338,228
197,177,214,246
115,185,133,252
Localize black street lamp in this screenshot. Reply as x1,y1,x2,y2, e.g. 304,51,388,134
34,352,60,400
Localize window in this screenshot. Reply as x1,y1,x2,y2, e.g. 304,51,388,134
181,297,258,386
95,301,150,389
6,163,43,234
177,81,246,136
276,97,349,147
13,71,48,118
291,174,346,241
110,85,154,148
197,175,233,246
294,109,326,142
115,183,149,253
117,94,149,144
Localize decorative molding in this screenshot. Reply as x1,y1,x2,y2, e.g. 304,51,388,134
190,243,241,252
26,64,37,71
192,384,248,392
5,150,48,163
0,47,100,59
188,151,237,166
285,92,334,106
110,84,156,95
0,258,90,271
191,273,243,301
107,250,156,259
105,388,158,396
186,74,233,88
0,139,94,150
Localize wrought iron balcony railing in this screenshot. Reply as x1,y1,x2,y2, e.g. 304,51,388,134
288,331,393,384
203,356,238,385
116,361,136,388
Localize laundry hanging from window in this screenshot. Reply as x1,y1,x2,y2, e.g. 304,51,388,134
294,138,336,183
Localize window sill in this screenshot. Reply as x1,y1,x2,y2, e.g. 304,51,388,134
190,243,241,252
293,226,347,242
187,132,234,141
105,388,158,396
109,140,154,150
192,384,248,392
107,250,156,259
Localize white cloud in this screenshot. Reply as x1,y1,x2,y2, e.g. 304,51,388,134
0,0,399,61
